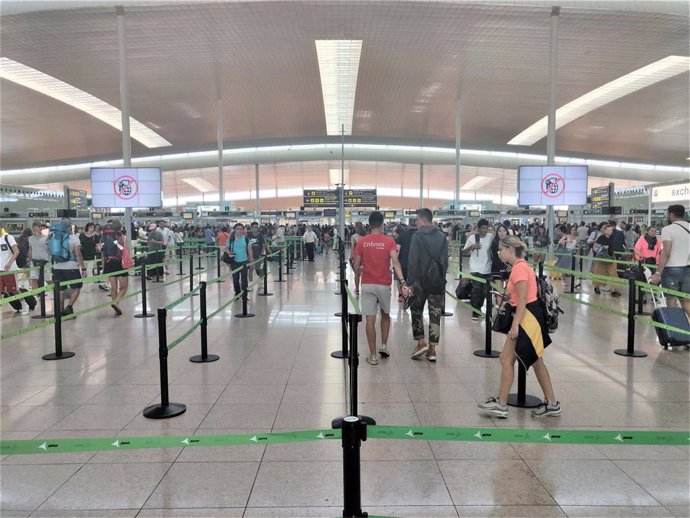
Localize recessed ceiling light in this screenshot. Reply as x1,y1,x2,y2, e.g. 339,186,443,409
181,177,216,192
0,57,171,148
508,55,690,146
315,40,363,135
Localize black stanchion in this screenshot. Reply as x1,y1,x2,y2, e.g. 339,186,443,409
333,314,375,428
474,279,500,358
32,264,52,320
276,249,286,282
215,248,225,283
331,279,349,359
196,246,204,270
135,264,154,318
538,261,544,279
567,253,577,293
258,255,273,297
340,415,368,518
456,246,463,280
507,363,541,408
615,276,647,358
177,247,183,276
190,281,219,363
144,308,187,418
442,290,453,317
235,265,255,318
637,285,649,315
42,282,75,361
189,254,199,296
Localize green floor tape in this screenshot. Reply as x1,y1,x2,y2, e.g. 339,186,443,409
2,425,687,455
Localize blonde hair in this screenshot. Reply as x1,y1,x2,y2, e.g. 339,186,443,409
501,235,527,257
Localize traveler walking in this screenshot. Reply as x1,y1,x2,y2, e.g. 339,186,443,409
1,226,33,314
147,223,165,281
592,225,622,296
479,236,559,418
158,221,176,273
227,223,253,295
352,211,408,365
101,220,129,316
651,204,690,319
302,226,318,261
395,219,417,302
248,222,268,281
462,219,494,321
406,209,447,362
350,222,367,294
28,221,51,290
79,223,100,287
49,218,86,316
490,224,511,290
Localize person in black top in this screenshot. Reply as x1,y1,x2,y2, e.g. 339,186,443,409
592,224,621,296
490,224,511,288
248,221,267,281
395,219,417,302
79,223,100,284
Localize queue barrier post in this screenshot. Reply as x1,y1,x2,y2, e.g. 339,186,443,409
135,264,154,318
235,265,255,318
215,247,225,283
567,253,577,293
474,278,499,358
456,245,463,280
196,245,204,270
190,281,219,363
340,415,368,518
258,254,273,297
143,308,187,419
335,248,345,309
507,362,542,408
538,261,544,279
614,276,647,358
276,249,286,282
177,247,183,276
189,254,199,296
42,281,75,361
331,278,349,359
32,263,52,320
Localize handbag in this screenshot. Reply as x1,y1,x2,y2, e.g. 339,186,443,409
491,292,514,334
120,246,134,269
221,251,233,265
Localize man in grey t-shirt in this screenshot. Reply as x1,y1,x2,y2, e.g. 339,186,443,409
51,219,86,316
147,223,165,280
28,221,51,288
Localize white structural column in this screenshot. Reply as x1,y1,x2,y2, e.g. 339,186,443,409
255,164,260,218
217,98,224,205
419,163,424,208
455,98,461,206
546,6,560,259
116,6,132,247
339,124,345,243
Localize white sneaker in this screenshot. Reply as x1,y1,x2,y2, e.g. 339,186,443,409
378,344,390,358
365,354,379,366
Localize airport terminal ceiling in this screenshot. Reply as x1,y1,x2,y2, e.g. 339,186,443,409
1,0,689,192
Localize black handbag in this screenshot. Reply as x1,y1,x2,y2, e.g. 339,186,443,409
492,293,514,334
221,251,233,265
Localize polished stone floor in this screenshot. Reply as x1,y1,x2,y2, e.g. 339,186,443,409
0,252,688,517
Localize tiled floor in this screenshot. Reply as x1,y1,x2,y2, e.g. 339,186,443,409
1,252,688,517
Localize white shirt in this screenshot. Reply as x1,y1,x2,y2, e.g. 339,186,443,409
661,220,690,267
302,230,317,244
463,232,494,274
0,234,18,271
274,227,285,244
160,227,175,246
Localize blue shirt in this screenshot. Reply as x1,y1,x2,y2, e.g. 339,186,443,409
228,235,248,262
204,228,215,245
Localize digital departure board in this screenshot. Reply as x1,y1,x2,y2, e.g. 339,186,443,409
590,185,612,210
303,189,377,208
66,188,88,210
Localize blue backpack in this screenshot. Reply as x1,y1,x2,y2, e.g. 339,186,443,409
48,222,72,263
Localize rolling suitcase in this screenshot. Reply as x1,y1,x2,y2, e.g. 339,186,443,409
649,285,690,350
316,244,323,255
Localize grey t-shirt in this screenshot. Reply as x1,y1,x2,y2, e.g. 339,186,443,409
148,230,164,252
29,234,51,261
52,234,80,270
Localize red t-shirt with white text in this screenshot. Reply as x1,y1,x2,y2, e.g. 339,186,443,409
354,234,397,286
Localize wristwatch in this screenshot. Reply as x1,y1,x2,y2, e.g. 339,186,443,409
399,280,407,286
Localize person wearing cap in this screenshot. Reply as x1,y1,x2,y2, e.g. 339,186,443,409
51,218,87,317
147,223,165,281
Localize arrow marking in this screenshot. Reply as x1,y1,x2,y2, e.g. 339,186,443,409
405,429,414,437
250,435,258,442
181,438,190,445
38,442,47,451
474,431,482,440
111,440,120,448
614,434,623,442
317,432,325,440
543,433,551,442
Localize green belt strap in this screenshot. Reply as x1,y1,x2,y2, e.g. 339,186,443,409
167,319,203,351
165,285,202,311
445,289,486,317
451,270,489,284
636,281,690,301
1,426,686,456
635,316,690,336
558,292,628,318
0,285,49,306
344,285,362,315
207,290,245,321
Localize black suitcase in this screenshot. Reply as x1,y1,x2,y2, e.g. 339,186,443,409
651,307,690,349
455,279,472,300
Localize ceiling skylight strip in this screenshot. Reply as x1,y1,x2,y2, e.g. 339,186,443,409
181,177,216,193
508,55,690,146
0,57,171,148
315,40,363,136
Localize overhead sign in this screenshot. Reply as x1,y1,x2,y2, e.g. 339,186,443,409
303,189,377,208
65,188,88,210
651,182,690,205
90,167,162,209
590,185,612,209
518,166,588,206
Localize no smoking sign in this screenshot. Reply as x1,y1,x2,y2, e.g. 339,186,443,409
542,173,565,198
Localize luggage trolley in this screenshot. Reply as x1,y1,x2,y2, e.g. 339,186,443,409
644,269,690,351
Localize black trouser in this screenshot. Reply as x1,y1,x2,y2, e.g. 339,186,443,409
470,272,491,318
305,242,315,261
149,251,164,278
232,261,248,294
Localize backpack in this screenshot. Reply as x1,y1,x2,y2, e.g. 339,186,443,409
101,226,122,262
417,234,446,295
537,274,563,333
12,237,29,268
48,223,72,263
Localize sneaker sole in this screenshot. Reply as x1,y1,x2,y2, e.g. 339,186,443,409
532,410,561,417
411,346,429,359
479,408,508,418
366,360,378,366
378,351,390,358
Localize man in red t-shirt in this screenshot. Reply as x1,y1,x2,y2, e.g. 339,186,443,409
353,211,409,365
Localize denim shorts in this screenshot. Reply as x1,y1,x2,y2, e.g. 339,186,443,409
661,266,690,297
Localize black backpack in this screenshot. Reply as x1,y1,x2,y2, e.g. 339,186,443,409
101,226,122,262
416,234,446,295
5,236,28,268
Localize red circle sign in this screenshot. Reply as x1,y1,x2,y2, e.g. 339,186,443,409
542,173,565,198
114,175,138,200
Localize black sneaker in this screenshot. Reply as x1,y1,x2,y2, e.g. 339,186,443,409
111,304,123,316
594,287,601,295
62,305,74,317
611,291,622,297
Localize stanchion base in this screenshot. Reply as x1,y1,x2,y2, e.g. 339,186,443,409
258,292,273,297
332,415,376,428
143,403,186,419
636,311,651,316
334,312,343,317
473,349,500,358
506,393,542,408
189,354,220,363
235,313,255,318
614,349,647,358
330,350,348,359
216,279,226,283
442,312,453,317
42,351,75,361
195,267,204,270
134,313,155,319
276,279,287,282
32,314,54,320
